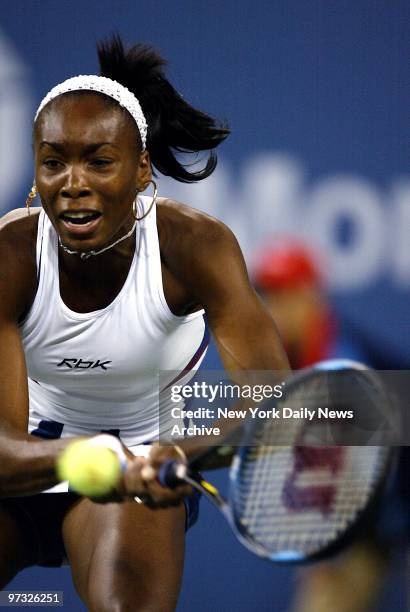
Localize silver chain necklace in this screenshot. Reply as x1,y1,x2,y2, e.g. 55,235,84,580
58,219,137,261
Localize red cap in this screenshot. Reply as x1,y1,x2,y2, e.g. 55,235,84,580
252,240,321,289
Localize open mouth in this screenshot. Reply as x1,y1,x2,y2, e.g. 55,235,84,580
60,211,102,225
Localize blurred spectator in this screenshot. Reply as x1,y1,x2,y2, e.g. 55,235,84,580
252,239,335,369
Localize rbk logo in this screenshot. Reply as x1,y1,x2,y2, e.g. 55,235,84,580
57,358,112,370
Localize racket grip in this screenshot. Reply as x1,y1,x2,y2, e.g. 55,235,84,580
157,460,187,488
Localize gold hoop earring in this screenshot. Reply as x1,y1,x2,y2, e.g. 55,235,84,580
133,180,158,221
25,182,38,216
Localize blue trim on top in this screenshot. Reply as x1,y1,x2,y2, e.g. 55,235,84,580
166,314,210,389
31,419,64,440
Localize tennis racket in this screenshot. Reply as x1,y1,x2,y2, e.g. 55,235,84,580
158,359,397,562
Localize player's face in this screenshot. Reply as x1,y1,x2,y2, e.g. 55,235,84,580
34,93,151,253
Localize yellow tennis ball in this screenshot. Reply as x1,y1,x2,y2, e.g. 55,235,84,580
57,439,122,497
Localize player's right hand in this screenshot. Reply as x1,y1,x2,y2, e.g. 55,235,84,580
122,446,192,508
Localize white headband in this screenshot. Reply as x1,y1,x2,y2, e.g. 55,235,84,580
34,75,148,150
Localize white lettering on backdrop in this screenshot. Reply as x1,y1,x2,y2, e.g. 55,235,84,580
158,154,410,290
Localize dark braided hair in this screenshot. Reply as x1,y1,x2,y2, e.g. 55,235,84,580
97,35,230,183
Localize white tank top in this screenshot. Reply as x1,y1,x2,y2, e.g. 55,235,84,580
20,197,209,446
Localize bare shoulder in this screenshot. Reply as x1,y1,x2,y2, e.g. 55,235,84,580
0,207,42,231
0,209,40,320
0,208,40,257
157,197,238,255
156,197,248,305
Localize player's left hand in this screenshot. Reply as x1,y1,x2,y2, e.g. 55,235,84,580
123,443,192,508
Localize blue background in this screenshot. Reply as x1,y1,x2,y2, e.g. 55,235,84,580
0,1,408,610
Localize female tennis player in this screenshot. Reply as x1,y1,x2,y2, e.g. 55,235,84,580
0,36,289,610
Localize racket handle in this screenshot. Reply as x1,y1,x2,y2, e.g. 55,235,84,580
157,460,187,488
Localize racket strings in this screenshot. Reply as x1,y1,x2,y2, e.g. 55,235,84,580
235,443,386,556
230,370,389,559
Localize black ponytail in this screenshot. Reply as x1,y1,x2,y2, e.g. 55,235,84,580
97,35,230,183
